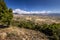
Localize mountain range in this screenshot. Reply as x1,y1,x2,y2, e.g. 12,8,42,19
14,13,60,16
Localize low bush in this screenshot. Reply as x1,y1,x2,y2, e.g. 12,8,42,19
11,20,60,40
18,21,35,29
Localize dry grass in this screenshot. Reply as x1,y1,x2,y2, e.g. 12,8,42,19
0,26,49,40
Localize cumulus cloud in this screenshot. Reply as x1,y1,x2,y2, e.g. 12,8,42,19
13,9,30,14
13,9,51,14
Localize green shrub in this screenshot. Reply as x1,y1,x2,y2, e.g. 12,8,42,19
11,20,20,26
41,23,60,40
18,21,35,29
12,20,60,40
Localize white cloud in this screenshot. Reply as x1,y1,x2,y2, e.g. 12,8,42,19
13,9,30,14
13,9,51,14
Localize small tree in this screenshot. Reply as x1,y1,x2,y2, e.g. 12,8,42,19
0,0,13,26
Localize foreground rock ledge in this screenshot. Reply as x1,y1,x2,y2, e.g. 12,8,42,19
0,27,49,40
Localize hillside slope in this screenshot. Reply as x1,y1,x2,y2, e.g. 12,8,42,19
0,27,49,40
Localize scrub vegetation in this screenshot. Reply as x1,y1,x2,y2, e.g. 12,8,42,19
0,0,60,40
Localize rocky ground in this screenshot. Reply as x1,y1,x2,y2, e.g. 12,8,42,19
0,26,49,40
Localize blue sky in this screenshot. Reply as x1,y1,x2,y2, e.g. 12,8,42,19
5,0,60,13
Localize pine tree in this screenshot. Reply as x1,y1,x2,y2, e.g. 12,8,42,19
0,0,13,26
